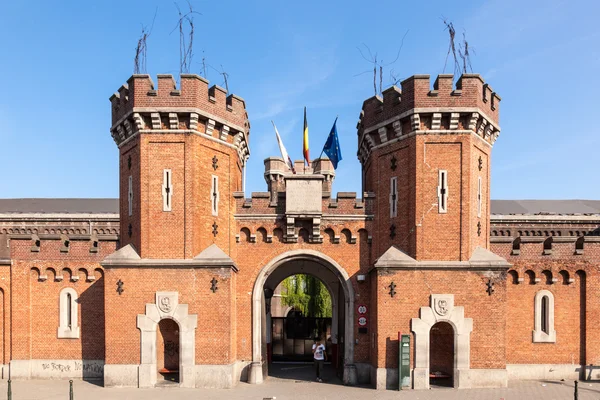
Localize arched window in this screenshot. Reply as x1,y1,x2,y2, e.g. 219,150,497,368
58,288,79,338
533,290,555,343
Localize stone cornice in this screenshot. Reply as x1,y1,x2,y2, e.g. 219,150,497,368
373,260,510,271
491,215,600,223
0,213,119,221
111,108,250,167
357,108,500,164
101,258,238,271
233,214,373,221
362,107,501,136
8,233,118,241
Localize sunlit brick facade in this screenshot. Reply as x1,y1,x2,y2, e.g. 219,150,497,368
0,72,598,390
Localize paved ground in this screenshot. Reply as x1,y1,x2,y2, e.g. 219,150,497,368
0,364,598,400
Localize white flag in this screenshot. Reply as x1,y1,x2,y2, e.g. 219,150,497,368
272,121,296,174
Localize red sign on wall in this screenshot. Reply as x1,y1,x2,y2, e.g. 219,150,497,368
358,316,368,326
357,304,367,314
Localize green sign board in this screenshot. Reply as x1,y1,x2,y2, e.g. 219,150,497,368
399,333,410,390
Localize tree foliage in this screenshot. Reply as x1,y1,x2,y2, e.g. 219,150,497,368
281,274,332,318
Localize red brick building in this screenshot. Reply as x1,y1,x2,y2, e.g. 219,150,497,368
0,72,599,390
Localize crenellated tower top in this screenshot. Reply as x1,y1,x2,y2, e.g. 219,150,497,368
357,74,501,165
357,73,503,262
110,74,250,167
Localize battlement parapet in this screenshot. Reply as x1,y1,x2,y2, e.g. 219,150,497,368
110,74,247,127
109,74,250,166
357,73,501,165
234,190,375,216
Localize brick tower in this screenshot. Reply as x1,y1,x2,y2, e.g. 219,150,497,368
103,74,249,388
359,74,510,390
109,74,249,259
358,74,501,261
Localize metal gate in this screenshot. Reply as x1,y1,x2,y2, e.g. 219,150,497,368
271,316,332,362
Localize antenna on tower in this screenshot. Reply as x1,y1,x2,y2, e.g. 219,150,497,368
173,1,202,75
133,8,157,74
441,17,460,77
354,30,409,95
458,31,475,74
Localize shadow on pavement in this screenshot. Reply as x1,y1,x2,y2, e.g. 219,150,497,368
267,362,344,385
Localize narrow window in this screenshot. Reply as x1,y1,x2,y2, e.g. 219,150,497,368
66,293,72,329
437,170,448,213
162,169,172,212
477,177,482,218
242,163,247,193
211,175,220,216
389,177,398,218
58,288,80,339
128,175,133,216
541,296,549,334
533,290,556,343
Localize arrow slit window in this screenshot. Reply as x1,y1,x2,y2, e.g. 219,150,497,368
211,175,220,216
477,177,482,218
128,176,133,216
162,169,172,212
533,290,556,343
438,170,448,213
389,177,398,218
58,287,80,338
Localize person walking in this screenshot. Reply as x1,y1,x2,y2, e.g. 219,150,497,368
312,336,326,382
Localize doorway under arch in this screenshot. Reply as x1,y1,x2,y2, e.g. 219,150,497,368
157,319,180,384
249,250,356,385
429,321,454,387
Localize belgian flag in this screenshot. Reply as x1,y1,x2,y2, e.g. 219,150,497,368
303,107,310,165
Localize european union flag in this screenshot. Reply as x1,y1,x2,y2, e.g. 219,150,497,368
322,117,343,169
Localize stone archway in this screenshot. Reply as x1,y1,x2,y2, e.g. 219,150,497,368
411,294,473,389
137,292,198,388
249,250,356,385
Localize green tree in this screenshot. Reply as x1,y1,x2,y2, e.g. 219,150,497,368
281,274,332,318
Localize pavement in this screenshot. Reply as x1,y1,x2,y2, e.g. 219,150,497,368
0,364,598,400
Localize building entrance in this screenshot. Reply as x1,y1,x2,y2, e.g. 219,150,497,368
429,321,454,387
249,250,355,385
157,319,180,384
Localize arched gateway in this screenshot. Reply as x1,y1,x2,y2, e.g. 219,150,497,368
249,250,356,385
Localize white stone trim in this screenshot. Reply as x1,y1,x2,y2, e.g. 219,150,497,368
533,290,556,343
58,288,80,339
162,169,172,212
378,126,388,144
477,176,482,218
136,291,198,388
438,170,448,214
128,175,133,217
507,364,579,380
411,294,473,390
389,177,398,218
211,175,220,216
361,107,501,136
220,125,230,141
168,113,179,129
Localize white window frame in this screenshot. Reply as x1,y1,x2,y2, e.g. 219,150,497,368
389,177,398,218
128,175,133,216
533,290,556,343
437,170,448,214
211,174,220,216
477,176,482,218
162,169,173,212
58,287,80,339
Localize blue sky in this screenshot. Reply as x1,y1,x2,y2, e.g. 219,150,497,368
1,0,598,200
